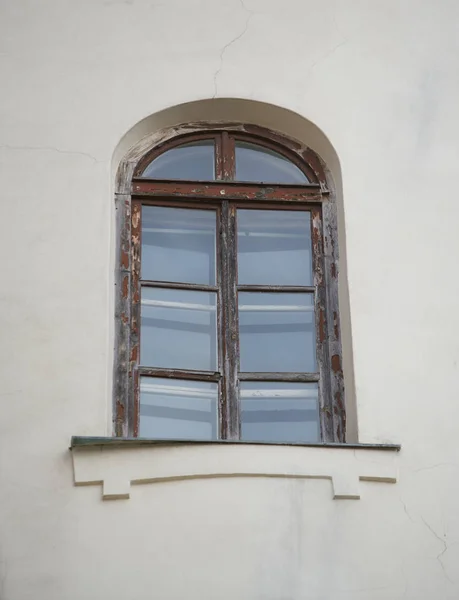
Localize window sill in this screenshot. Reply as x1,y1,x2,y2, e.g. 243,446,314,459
70,436,400,501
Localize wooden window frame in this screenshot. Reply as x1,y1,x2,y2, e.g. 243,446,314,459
114,124,345,443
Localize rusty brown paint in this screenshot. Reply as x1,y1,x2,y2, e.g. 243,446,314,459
116,400,125,421
331,354,341,373
130,346,138,362
319,308,326,343
120,250,129,270
115,400,125,437
334,391,346,443
122,275,129,299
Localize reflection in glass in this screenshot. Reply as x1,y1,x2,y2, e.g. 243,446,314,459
237,210,312,286
139,377,218,439
239,293,316,372
235,142,309,184
240,382,320,443
141,288,217,371
141,206,216,285
141,141,215,180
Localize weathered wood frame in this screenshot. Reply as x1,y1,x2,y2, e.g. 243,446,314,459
114,124,345,442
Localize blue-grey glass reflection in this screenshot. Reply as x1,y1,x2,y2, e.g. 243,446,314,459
141,288,217,371
239,293,316,372
139,377,218,439
235,142,309,184
241,382,320,443
141,141,215,180
141,206,216,285
237,210,312,286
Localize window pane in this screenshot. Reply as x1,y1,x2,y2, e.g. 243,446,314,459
239,293,316,372
235,142,309,184
141,288,217,371
237,210,312,286
240,382,319,443
141,206,216,285
141,141,215,180
139,377,218,440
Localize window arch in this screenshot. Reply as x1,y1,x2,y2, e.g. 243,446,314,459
114,125,345,443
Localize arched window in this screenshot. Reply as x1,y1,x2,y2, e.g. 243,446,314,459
114,126,345,443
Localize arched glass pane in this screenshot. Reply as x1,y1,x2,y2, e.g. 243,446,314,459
141,140,215,180
235,142,309,184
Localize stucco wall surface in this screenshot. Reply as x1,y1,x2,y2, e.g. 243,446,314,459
1,0,459,598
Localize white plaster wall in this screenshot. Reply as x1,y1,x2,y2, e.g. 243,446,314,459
1,0,459,598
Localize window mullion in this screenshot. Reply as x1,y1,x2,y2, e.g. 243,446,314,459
220,201,240,439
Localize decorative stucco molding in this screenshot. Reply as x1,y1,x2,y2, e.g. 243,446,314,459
71,439,399,501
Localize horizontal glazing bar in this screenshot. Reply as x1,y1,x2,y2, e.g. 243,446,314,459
141,298,314,312
139,367,221,381
141,298,216,312
240,388,318,399
238,372,319,382
141,280,218,292
141,381,216,399
237,285,315,293
144,227,307,239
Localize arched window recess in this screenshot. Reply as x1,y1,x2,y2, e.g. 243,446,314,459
115,125,345,445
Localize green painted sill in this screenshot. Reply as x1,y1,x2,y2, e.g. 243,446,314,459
70,436,401,451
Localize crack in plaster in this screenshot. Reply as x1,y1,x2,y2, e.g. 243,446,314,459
213,0,254,98
308,39,348,72
399,497,453,585
414,463,459,473
0,144,101,163
399,497,415,523
421,516,452,583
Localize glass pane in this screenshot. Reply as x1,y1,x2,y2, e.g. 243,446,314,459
239,293,316,372
235,142,309,184
237,210,312,286
141,288,217,371
139,377,218,440
141,206,216,285
141,141,215,180
241,382,320,443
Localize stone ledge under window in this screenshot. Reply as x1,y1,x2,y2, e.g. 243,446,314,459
70,437,401,501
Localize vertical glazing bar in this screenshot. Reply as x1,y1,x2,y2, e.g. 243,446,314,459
215,133,224,181
130,200,142,437
220,201,240,439
222,131,235,181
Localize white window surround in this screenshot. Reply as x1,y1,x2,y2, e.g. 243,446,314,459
70,438,400,501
